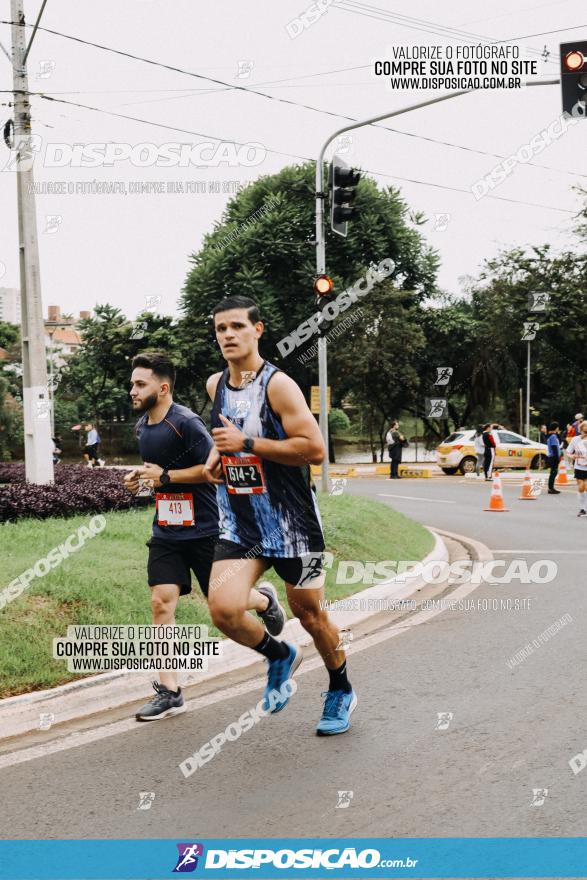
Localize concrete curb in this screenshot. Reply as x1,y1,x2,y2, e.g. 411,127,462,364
311,463,435,478
0,530,451,741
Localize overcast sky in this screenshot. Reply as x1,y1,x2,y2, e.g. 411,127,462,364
0,0,585,321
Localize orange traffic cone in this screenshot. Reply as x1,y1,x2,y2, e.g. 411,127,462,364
519,468,537,500
556,457,570,486
484,470,510,511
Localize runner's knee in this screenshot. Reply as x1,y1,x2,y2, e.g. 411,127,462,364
151,588,178,618
295,604,326,634
208,598,247,633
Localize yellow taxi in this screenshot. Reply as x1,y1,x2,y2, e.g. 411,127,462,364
436,428,548,475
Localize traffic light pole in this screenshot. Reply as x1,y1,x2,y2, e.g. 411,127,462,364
315,78,559,493
526,341,531,440
10,0,54,483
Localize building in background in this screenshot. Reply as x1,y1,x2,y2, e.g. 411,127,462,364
0,288,21,324
44,306,90,359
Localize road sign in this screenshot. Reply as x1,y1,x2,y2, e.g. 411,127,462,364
311,385,331,414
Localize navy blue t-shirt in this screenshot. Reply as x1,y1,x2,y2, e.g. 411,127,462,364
136,403,219,542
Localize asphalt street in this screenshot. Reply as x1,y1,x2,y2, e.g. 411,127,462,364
2,474,587,841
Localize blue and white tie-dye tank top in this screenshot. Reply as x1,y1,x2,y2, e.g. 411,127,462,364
210,361,325,557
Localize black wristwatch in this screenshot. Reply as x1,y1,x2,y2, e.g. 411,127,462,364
242,436,255,454
159,469,171,486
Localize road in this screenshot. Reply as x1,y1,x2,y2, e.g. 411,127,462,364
2,474,587,842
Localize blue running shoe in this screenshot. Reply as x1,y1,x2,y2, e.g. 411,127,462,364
316,688,357,735
262,643,302,714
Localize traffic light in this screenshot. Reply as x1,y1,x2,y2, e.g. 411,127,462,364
560,41,587,117
314,275,335,336
329,157,361,237
314,274,333,296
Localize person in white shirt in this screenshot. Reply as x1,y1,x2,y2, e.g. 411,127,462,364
83,423,101,467
566,421,587,516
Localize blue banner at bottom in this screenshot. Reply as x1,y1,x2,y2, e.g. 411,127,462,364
1,838,587,879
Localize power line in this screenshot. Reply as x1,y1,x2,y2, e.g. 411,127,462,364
37,94,307,163
31,94,579,216
3,20,583,204
2,20,581,180
332,1,584,61
18,87,585,182
0,20,368,123
365,166,576,213
457,1,572,29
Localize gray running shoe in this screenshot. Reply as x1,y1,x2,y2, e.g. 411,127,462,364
256,581,286,636
136,681,185,721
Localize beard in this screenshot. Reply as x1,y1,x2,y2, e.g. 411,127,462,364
133,391,159,413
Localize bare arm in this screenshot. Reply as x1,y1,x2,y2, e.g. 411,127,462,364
212,372,325,466
206,372,223,403
134,462,210,487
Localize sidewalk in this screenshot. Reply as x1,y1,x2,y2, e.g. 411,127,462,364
0,529,454,743
311,462,438,479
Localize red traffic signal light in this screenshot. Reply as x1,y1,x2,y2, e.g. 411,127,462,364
314,275,333,296
560,41,587,115
564,50,585,71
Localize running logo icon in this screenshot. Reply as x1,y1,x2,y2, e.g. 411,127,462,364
173,843,204,872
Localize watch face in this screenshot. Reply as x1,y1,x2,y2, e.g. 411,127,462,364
160,472,170,485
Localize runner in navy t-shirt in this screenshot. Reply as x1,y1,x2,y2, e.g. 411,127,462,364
124,352,285,722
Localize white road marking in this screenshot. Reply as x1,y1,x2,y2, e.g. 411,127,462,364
493,550,587,554
377,493,455,504
0,567,483,771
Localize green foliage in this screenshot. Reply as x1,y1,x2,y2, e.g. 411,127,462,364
0,375,22,461
328,407,350,435
0,322,20,354
58,305,184,421
423,234,587,437
180,162,439,440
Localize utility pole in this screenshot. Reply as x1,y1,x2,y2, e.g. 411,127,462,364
10,0,54,482
526,341,531,440
315,79,560,492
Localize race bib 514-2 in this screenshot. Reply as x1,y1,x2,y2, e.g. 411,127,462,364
221,455,266,495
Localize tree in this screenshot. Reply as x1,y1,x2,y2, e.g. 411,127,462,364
59,305,184,422
328,408,350,435
180,162,439,430
0,321,20,355
420,225,587,439
0,374,22,460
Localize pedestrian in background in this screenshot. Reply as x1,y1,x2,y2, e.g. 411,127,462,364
482,423,496,480
547,422,561,495
474,426,485,478
566,421,587,516
83,422,103,468
387,420,407,479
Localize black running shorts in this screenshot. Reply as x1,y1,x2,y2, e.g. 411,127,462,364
147,534,217,596
575,468,587,481
213,539,325,589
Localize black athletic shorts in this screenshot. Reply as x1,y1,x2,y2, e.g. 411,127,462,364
146,534,217,597
213,538,325,589
575,469,587,481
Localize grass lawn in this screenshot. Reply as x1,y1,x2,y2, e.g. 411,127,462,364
0,494,433,697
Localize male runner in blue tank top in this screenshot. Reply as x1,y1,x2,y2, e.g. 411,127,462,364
203,296,357,735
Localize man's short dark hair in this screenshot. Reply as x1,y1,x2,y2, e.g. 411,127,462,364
132,351,176,392
548,421,559,432
212,296,261,324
